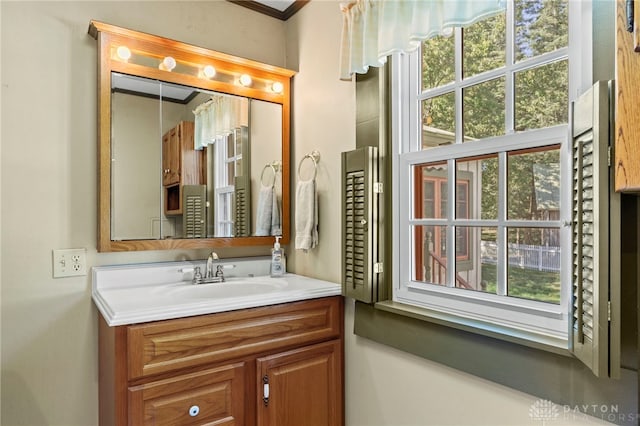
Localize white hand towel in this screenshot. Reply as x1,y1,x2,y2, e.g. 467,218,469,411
271,192,281,236
255,184,273,236
295,179,318,251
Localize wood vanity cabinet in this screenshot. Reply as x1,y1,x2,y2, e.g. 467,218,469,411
162,121,206,215
98,296,344,426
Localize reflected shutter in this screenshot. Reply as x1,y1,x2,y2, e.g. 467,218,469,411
183,185,206,238
571,80,620,378
234,175,250,237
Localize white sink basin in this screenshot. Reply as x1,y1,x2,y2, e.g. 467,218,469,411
167,277,288,299
92,260,341,326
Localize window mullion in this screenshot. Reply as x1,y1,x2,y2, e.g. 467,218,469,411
505,0,515,133
454,27,463,145
447,159,456,288
497,151,508,296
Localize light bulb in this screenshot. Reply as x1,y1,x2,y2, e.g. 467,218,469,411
203,65,216,78
271,82,284,94
159,56,176,71
239,74,252,87
116,46,131,61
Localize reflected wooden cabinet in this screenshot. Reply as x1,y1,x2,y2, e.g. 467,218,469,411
162,121,206,214
98,297,344,425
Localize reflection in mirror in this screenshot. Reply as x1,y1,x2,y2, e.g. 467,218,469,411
90,20,294,252
110,73,283,241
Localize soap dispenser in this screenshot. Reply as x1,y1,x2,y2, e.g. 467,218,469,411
270,236,285,277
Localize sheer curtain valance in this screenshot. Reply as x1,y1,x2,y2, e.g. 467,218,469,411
339,0,506,80
194,95,248,150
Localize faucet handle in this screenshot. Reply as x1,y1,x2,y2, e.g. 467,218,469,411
209,252,219,260
192,266,203,284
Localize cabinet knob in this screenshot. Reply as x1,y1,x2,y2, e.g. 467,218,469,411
188,405,200,417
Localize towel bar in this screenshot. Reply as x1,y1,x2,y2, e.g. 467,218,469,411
298,150,320,181
260,163,278,186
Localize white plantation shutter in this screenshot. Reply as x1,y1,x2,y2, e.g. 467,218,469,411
571,81,620,378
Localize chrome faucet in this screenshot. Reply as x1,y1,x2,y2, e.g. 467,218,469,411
192,252,225,284
206,251,219,279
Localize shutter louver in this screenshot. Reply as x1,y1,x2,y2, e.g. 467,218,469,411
571,80,620,378
342,147,379,303
234,175,250,237
183,185,206,238
345,170,366,290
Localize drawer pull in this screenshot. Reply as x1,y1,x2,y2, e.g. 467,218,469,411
189,405,200,417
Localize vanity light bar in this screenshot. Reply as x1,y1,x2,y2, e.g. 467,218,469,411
111,44,286,94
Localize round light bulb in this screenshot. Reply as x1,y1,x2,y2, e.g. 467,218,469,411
161,56,176,71
239,74,252,87
116,46,131,61
271,82,284,94
203,65,216,78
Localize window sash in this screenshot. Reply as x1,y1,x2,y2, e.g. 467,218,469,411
395,26,573,340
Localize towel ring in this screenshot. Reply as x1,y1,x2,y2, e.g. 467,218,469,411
298,151,320,181
260,163,277,186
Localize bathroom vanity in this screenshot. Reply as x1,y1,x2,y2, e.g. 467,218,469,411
88,21,343,425
93,260,344,425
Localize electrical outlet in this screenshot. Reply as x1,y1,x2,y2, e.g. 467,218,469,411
52,248,87,278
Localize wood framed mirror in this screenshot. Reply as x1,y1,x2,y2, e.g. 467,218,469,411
89,21,294,252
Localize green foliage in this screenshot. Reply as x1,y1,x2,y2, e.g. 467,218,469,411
422,0,568,231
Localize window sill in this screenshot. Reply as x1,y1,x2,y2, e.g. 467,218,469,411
375,300,571,356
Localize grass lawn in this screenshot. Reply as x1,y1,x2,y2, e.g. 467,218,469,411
482,263,561,304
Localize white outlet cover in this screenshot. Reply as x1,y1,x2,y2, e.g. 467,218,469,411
52,248,87,278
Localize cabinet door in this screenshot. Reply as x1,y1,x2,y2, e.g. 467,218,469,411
162,126,180,186
257,340,343,426
128,362,245,426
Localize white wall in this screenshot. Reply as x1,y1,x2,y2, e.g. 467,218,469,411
284,2,610,426
1,2,284,424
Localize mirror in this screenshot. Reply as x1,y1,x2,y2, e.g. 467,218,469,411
90,21,294,252
111,74,283,240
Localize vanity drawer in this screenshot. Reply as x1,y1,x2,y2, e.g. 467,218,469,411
127,296,342,380
128,362,245,426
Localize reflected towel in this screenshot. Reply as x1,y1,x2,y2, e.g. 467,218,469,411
295,179,318,251
256,184,273,236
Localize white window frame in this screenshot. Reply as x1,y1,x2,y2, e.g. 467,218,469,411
391,0,590,349
214,133,235,237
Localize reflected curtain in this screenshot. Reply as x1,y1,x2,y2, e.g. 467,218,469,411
194,95,246,150
339,0,506,80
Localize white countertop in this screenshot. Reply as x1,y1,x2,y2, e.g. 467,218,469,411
92,259,342,326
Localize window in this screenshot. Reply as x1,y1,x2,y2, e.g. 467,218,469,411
392,0,577,348
213,129,243,237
